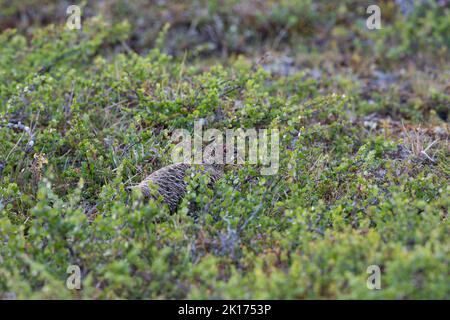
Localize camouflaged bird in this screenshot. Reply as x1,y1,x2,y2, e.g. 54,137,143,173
132,162,224,212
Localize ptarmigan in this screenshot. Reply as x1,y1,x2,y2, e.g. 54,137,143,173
132,162,224,212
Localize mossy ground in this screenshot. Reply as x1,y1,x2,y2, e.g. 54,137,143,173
0,1,448,299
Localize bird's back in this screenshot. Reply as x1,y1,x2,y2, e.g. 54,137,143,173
134,162,223,212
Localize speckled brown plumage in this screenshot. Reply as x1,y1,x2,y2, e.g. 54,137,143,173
133,163,223,212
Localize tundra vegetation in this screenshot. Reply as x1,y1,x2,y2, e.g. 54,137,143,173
0,0,448,299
